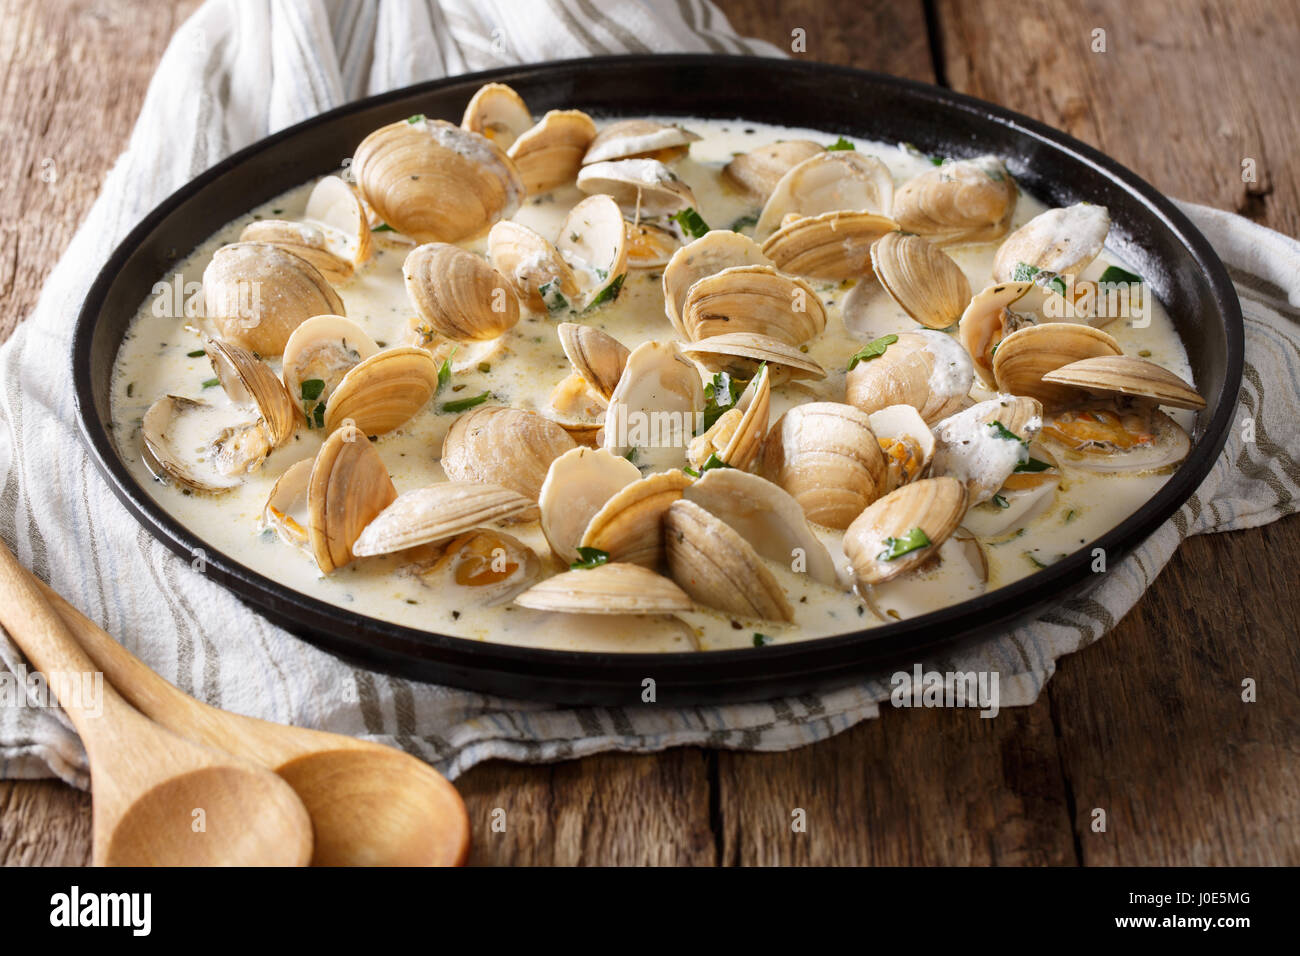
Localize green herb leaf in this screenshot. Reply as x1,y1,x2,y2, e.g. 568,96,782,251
686,453,732,478
313,404,325,429
584,273,625,311
187,349,206,358
1065,509,1077,523
991,493,1010,509
537,279,570,315
371,223,395,233
1099,265,1142,285
442,390,491,413
1012,261,1066,296
477,362,491,374
671,207,710,239
570,546,610,570
1025,552,1048,570
877,527,932,562
407,114,425,124
753,632,773,647
1013,456,1052,473
701,370,744,431
930,155,945,166
201,377,219,389
300,379,326,402
988,420,1027,444
847,334,898,370
624,448,639,463
436,347,456,394
728,213,758,233
827,136,856,151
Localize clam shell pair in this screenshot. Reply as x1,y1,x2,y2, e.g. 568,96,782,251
239,175,372,283
404,242,521,341
891,155,1018,246
843,477,970,589
461,83,598,196
845,329,975,425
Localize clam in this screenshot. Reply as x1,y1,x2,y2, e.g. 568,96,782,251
576,159,695,218
409,529,541,607
307,429,397,573
260,458,313,551
239,221,353,283
487,221,579,312
723,140,824,202
352,117,523,242
992,203,1110,283
602,340,704,471
441,405,577,504
404,242,520,340
687,364,770,472
460,82,533,148
202,242,344,357
351,482,536,557
990,323,1122,407
558,322,630,400
755,151,895,237
845,329,974,424
862,530,988,620
956,280,1034,387
546,372,607,446
681,332,826,387
891,155,1018,246
870,232,972,330
238,174,372,282
680,265,826,345
322,346,440,437
538,446,640,562
759,211,899,280
624,221,681,269
931,395,1044,505
682,468,840,588
204,338,297,446
554,195,629,309
760,402,888,530
502,612,699,652
582,119,700,165
867,404,935,492
662,231,772,336
509,109,598,195
579,470,693,568
514,562,692,615
1040,355,1206,410
962,445,1062,538
842,476,969,587
663,499,793,623
280,315,379,424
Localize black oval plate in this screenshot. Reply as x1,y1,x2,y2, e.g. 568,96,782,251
74,55,1242,705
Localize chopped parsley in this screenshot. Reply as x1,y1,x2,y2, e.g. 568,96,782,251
186,349,205,358
702,370,744,431
570,546,610,570
407,114,425,124
442,390,490,413
201,377,219,389
683,453,732,478
753,632,773,646
538,280,571,314
624,448,639,463
846,333,898,370
1013,456,1052,473
584,273,625,311
877,527,931,561
827,136,855,151
989,420,1026,444
991,493,1010,509
671,207,710,239
1099,265,1143,285
728,213,759,233
436,348,456,394
371,223,395,233
300,378,327,429
1025,552,1048,570
1012,262,1067,297
300,379,326,402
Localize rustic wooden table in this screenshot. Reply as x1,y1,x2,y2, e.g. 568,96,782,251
0,0,1296,866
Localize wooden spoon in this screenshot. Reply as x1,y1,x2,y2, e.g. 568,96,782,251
0,540,313,865
34,579,470,866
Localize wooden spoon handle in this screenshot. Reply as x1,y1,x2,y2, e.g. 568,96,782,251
0,539,124,736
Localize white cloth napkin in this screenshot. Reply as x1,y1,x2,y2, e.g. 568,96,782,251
1,0,1296,789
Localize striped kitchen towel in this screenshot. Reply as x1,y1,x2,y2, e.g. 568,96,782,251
1,0,1296,789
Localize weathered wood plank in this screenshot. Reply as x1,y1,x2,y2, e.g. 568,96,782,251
0,780,90,866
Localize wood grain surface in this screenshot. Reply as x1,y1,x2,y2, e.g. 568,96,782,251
0,0,1296,866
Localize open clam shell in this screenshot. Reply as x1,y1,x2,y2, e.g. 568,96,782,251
558,322,630,400
555,194,629,309
202,242,344,357
862,530,988,621
680,264,826,345
579,470,693,568
962,445,1062,537
662,231,773,336
760,402,888,530
682,332,826,386
351,482,536,558
992,203,1110,283
260,458,314,550
991,323,1123,407
845,329,974,424
441,405,577,505
1040,355,1205,409
664,499,794,623
576,159,696,217
280,315,379,422
760,211,899,280
352,117,523,242
410,529,541,608
891,155,1018,246
322,346,440,437
1040,402,1191,473
867,404,936,492
487,220,580,312
843,476,969,588
723,140,824,203
756,151,895,237
509,109,598,195
514,562,693,615
687,364,770,472
683,468,841,589
931,395,1044,505
582,119,700,165
624,220,681,269
538,446,641,562
460,82,533,148
602,340,703,470
870,232,972,330
304,174,373,266
205,338,296,446
957,280,1034,386
307,429,397,573
140,396,261,494
546,372,607,445
404,242,521,341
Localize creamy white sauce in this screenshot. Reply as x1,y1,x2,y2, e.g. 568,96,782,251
109,117,1196,652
